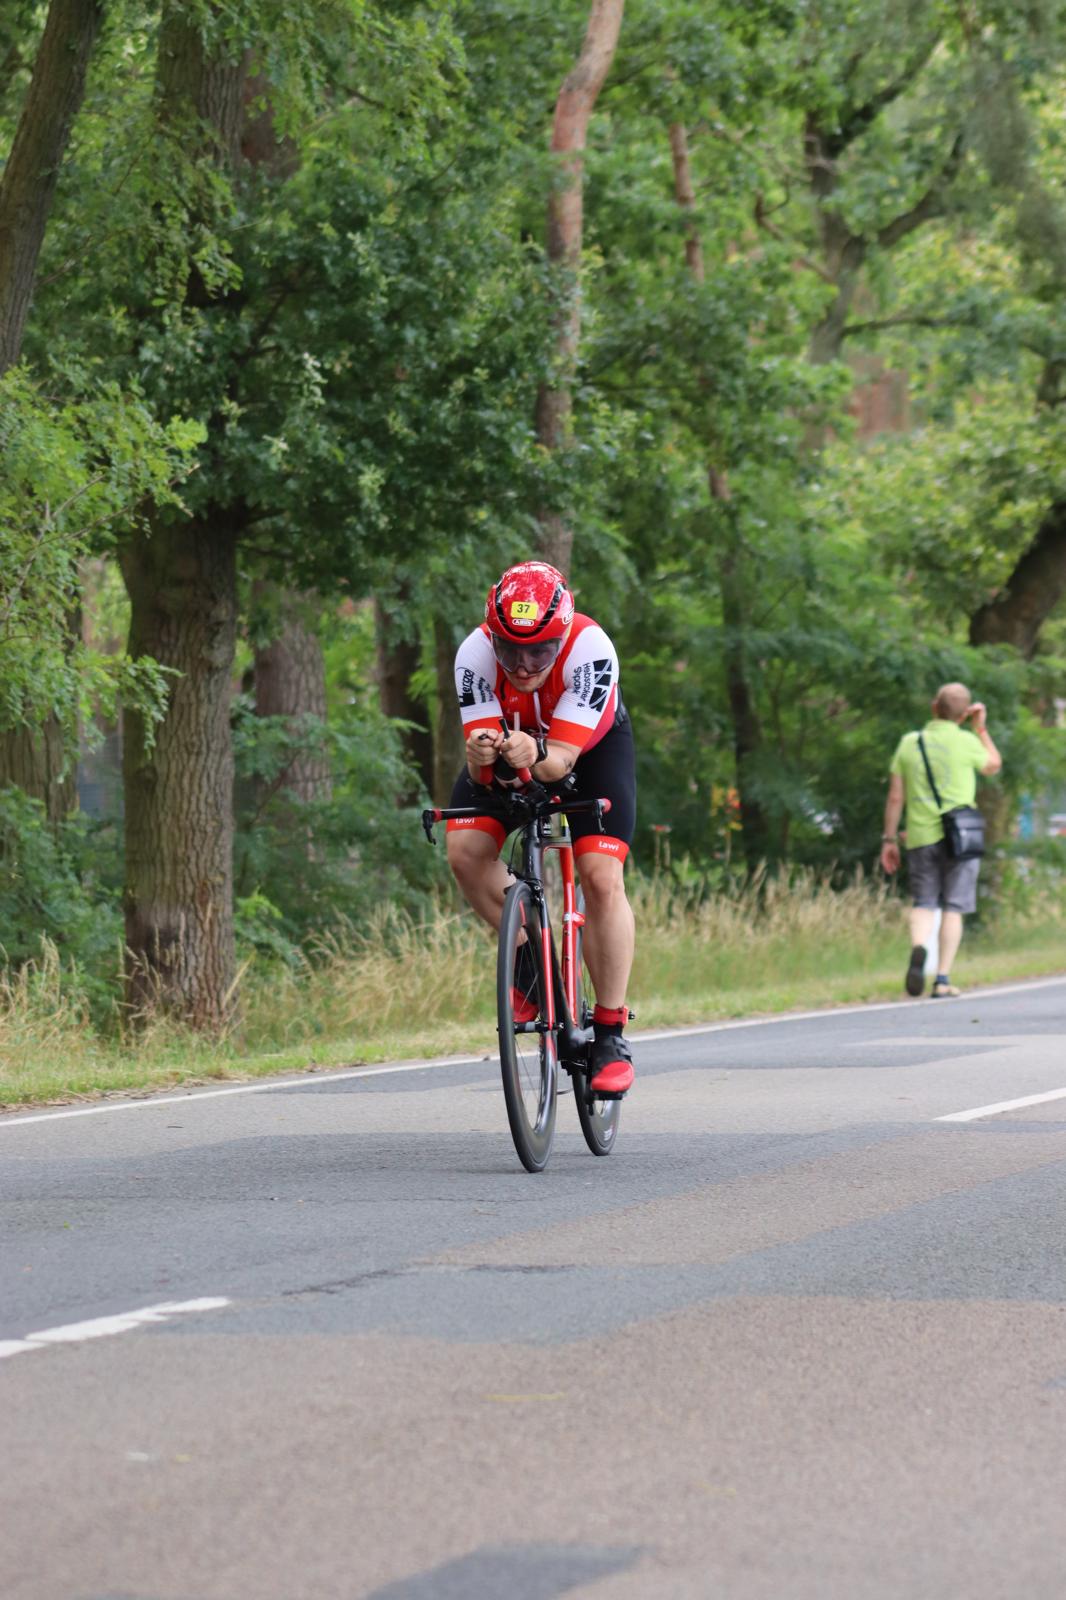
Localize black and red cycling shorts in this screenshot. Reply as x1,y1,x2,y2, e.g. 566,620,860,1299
446,714,636,862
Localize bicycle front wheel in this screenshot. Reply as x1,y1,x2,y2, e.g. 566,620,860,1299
498,880,558,1173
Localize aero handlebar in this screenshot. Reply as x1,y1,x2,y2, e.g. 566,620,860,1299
421,789,611,844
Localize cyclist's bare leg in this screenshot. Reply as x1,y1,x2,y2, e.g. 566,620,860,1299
447,830,513,931
577,853,634,1009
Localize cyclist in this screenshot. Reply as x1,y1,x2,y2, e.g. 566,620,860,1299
446,561,636,1095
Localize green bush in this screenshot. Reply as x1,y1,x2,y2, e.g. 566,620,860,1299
232,698,452,944
0,788,122,1013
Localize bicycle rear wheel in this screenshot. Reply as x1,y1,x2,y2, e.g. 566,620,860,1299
498,880,558,1172
571,889,622,1157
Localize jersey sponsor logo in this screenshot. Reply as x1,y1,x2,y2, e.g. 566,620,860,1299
572,658,614,712
460,668,495,707
578,836,626,858
588,659,613,712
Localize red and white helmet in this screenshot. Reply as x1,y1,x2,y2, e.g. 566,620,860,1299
485,561,574,643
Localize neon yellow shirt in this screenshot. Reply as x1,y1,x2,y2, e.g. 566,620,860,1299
890,720,988,849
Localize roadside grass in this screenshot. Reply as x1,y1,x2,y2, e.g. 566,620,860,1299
2,872,1063,1108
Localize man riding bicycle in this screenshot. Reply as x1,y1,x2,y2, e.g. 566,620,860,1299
446,561,637,1096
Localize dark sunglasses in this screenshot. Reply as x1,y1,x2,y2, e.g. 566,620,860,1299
491,635,562,673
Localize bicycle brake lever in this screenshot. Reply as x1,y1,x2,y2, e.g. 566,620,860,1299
421,808,438,844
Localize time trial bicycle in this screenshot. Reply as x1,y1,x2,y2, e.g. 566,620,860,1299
422,773,624,1172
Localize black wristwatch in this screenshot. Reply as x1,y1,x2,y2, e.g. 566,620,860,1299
533,734,549,767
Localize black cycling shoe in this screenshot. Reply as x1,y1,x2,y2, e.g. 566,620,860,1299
588,1033,634,1097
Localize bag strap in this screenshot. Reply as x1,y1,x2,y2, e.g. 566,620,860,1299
916,733,944,813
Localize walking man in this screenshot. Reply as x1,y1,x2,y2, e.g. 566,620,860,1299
880,682,1002,997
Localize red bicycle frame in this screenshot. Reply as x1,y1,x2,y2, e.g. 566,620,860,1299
543,826,586,1025
422,783,609,1062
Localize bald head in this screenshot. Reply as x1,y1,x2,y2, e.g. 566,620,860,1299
933,682,971,722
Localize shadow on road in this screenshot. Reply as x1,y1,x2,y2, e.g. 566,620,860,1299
363,1541,643,1599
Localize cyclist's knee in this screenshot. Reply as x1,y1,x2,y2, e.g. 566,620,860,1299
446,830,498,887
578,853,627,910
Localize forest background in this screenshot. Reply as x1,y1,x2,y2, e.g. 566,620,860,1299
2,0,1066,1100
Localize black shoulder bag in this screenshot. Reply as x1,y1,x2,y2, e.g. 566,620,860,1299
916,733,986,861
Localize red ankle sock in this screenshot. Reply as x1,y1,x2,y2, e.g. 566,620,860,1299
592,1003,629,1029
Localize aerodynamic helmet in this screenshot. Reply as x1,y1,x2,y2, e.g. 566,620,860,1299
484,561,575,644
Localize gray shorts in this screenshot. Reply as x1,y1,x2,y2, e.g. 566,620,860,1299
906,841,980,914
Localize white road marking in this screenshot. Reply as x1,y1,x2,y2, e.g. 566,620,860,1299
2,973,1063,1130
0,1297,231,1362
0,1055,491,1128
936,1087,1066,1123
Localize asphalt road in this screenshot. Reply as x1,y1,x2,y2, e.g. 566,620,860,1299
2,976,1066,1600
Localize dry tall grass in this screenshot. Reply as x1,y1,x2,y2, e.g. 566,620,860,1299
3,869,1064,1106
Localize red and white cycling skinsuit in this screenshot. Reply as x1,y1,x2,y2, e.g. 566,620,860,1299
449,613,628,858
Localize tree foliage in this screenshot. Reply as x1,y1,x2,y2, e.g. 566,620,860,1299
3,0,1066,1026
0,366,201,739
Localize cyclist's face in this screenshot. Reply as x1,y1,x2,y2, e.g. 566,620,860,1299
492,631,565,688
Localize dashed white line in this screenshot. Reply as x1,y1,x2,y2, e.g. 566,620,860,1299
936,1087,1066,1123
0,1297,231,1361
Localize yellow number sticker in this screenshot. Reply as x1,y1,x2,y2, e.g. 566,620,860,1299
510,600,539,620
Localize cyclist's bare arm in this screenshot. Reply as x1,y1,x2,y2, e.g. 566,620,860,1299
500,730,581,784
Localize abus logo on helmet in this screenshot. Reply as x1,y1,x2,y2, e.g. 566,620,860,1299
510,600,539,627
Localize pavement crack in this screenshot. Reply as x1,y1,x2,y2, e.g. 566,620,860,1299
282,1261,576,1300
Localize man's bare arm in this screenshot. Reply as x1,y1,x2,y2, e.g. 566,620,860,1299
964,702,1002,775
880,772,905,874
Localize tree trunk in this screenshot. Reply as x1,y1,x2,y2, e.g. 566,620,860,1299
969,500,1066,658
668,121,704,282
0,602,80,820
806,241,865,368
0,722,76,821
802,116,868,370
669,121,769,873
156,6,249,166
374,598,432,801
120,521,238,1028
253,591,331,805
114,6,250,1028
0,0,103,373
534,0,624,573
0,0,103,809
432,616,465,806
720,530,770,873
